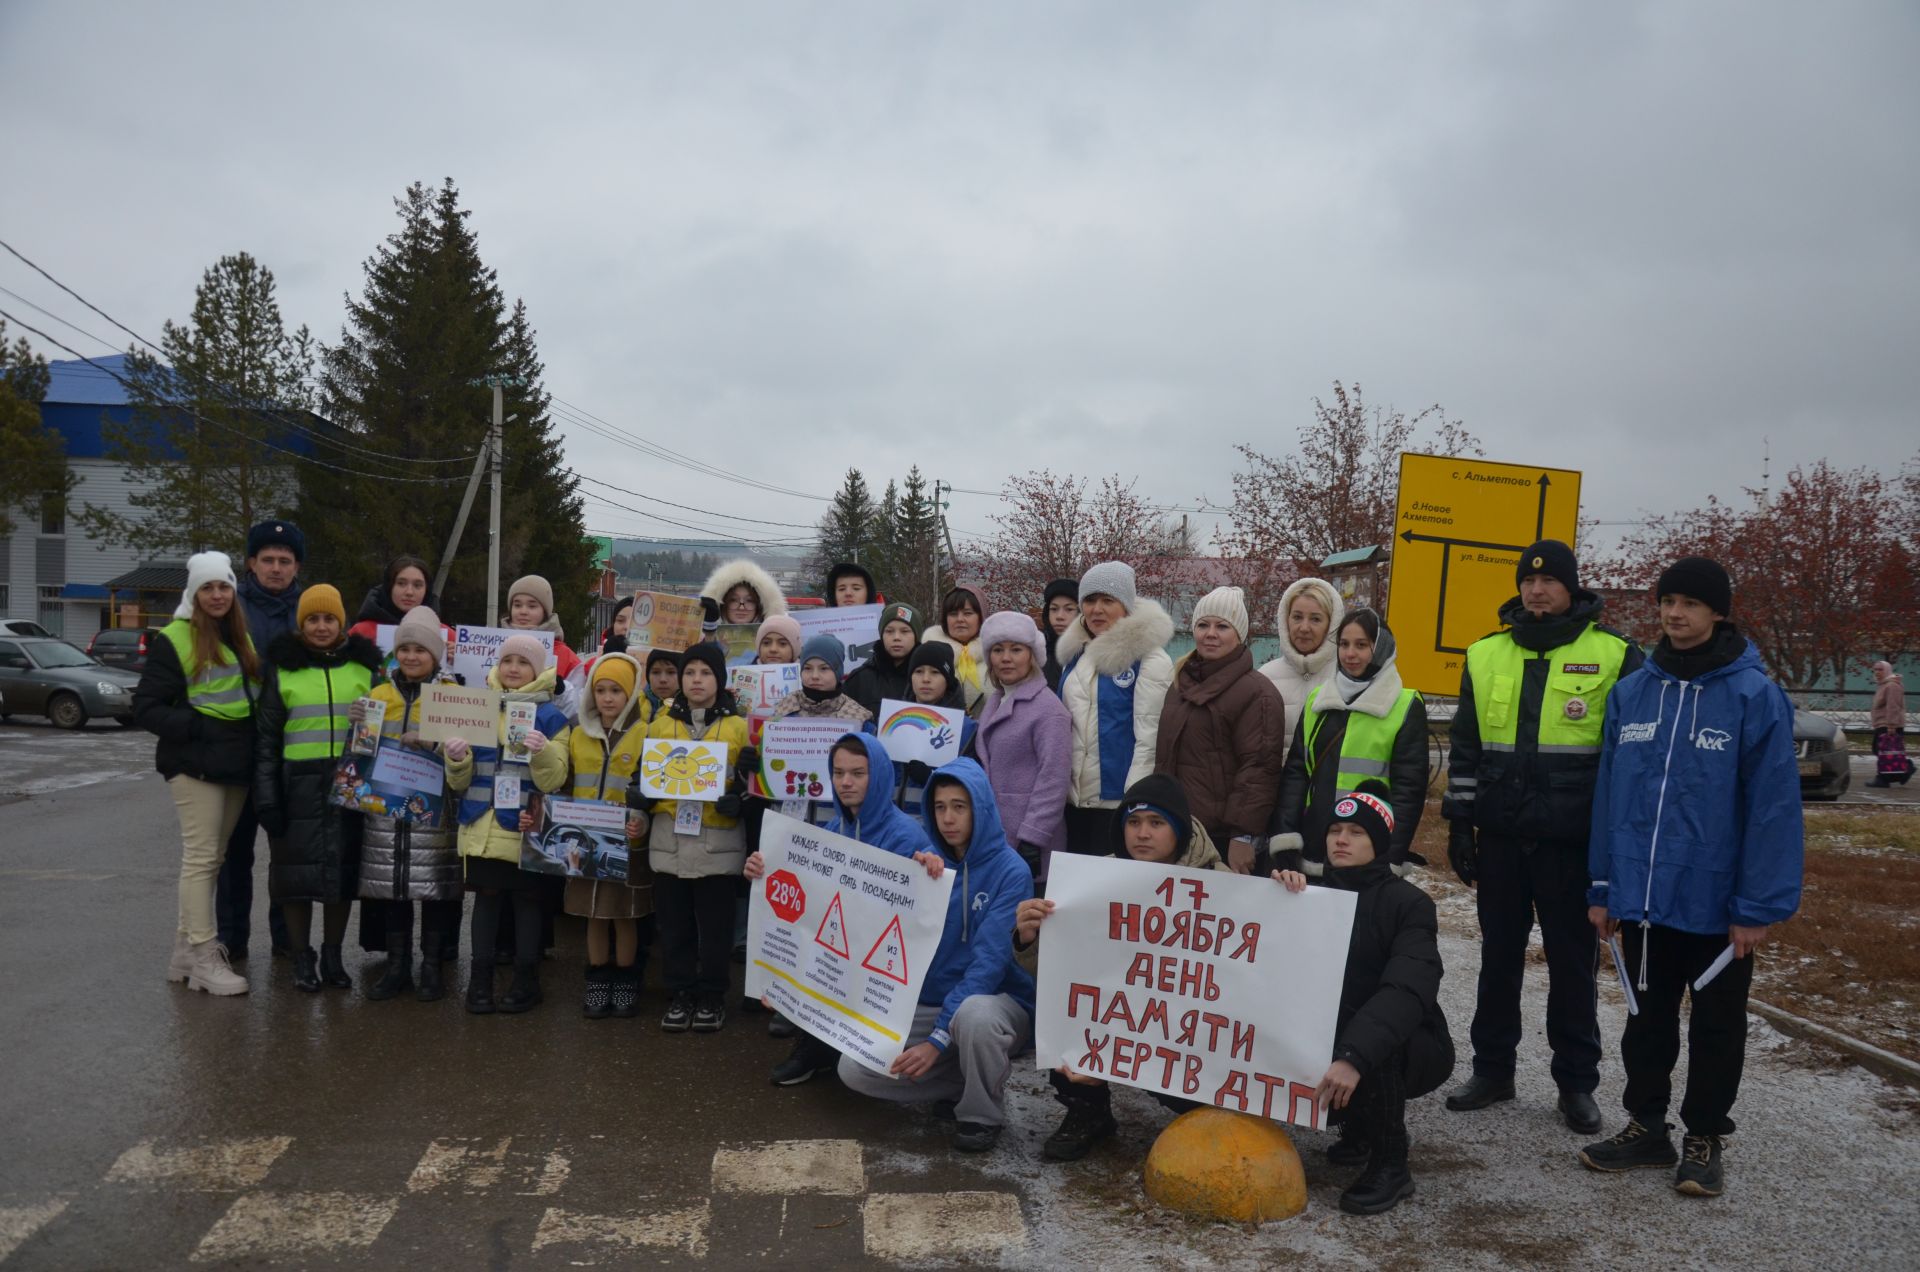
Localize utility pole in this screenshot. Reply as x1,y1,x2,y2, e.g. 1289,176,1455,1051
935,480,957,591
486,380,505,622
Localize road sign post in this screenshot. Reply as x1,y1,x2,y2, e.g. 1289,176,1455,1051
1386,453,1582,696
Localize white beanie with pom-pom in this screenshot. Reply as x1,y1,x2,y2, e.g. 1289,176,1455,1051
175,551,239,620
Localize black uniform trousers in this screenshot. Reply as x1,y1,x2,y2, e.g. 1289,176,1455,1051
1468,832,1601,1093
654,873,736,1002
1618,923,1752,1137
215,793,289,955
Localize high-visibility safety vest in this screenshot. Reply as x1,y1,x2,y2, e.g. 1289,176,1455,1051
1465,623,1629,757
1301,683,1419,803
159,619,254,720
277,658,374,763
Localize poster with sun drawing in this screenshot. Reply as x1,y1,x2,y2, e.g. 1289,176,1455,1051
638,739,731,802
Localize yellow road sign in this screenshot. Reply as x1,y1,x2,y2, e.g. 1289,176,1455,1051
1386,453,1582,696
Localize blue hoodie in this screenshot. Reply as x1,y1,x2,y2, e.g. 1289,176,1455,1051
825,731,933,860
917,759,1036,1051
1588,638,1803,936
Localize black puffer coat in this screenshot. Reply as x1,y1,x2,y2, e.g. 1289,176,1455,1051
1321,859,1454,1099
253,632,384,905
132,634,256,785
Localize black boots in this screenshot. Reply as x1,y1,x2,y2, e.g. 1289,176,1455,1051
292,948,322,993
1339,1132,1415,1214
1579,1120,1679,1172
498,962,543,1014
1042,1104,1118,1162
465,959,495,1014
1326,1115,1369,1166
1558,1091,1603,1135
583,965,613,1019
366,936,413,1001
318,944,352,990
770,1035,839,1086
610,966,640,1019
1444,1073,1516,1111
415,934,445,1002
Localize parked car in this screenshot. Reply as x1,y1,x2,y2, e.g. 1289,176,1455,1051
0,636,141,729
1795,709,1850,801
0,619,54,637
89,627,164,672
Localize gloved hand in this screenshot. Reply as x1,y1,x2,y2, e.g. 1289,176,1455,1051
1448,822,1478,887
735,746,759,779
699,596,720,629
625,785,653,812
715,794,742,819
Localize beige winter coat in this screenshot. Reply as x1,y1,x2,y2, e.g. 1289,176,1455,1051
1873,663,1907,731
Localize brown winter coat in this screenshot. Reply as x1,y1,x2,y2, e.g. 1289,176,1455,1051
1872,664,1906,731
1153,643,1289,843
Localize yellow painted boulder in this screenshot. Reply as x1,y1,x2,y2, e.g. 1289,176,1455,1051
1142,1107,1306,1223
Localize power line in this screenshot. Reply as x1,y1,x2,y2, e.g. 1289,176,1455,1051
547,395,831,503
0,308,473,487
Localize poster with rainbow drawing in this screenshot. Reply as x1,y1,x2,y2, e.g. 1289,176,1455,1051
875,699,967,768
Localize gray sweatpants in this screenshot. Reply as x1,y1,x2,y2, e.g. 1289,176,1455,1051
837,994,1032,1127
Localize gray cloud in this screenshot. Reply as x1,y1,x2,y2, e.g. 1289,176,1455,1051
2,1,1913,552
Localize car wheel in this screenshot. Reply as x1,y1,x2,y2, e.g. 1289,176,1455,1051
48,693,87,730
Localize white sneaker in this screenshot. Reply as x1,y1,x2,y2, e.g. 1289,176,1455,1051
186,939,248,996
167,931,194,983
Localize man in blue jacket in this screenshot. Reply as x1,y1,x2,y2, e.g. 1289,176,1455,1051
836,758,1036,1153
1580,557,1802,1198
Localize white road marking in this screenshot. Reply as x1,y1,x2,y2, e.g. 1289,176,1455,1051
405,1136,569,1195
0,1199,67,1263
104,1136,292,1191
0,771,147,797
710,1139,866,1196
862,1191,1027,1262
530,1203,711,1260
191,1191,398,1262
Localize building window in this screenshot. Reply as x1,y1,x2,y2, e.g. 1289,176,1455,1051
40,492,65,536
37,585,64,637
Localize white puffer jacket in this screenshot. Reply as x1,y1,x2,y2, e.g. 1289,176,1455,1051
1055,598,1176,808
1257,577,1344,763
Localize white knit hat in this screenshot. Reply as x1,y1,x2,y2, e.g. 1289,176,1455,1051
1191,585,1249,643
175,551,238,620
1078,560,1137,610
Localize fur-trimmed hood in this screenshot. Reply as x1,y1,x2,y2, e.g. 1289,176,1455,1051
1055,597,1175,677
700,558,787,618
1268,577,1344,674
265,630,384,674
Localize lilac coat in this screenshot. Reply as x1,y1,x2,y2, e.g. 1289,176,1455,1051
973,672,1072,855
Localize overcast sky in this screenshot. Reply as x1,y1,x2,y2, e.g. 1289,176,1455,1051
2,2,1914,554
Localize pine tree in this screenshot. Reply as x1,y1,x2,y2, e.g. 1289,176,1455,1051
887,466,948,618
312,179,592,631
807,468,877,587
77,253,313,556
0,322,72,538
871,478,901,595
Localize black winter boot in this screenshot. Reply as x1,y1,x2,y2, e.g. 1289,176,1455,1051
292,947,321,993
465,959,496,1014
318,943,352,989
1339,1132,1415,1214
499,961,543,1014
1042,1079,1117,1162
366,935,413,1001
610,966,639,1019
583,965,613,1019
1327,1114,1369,1166
416,933,445,1002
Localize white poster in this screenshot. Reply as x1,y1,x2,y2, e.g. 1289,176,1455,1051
794,604,884,675
449,624,554,687
1034,854,1356,1130
875,699,967,768
745,812,955,1076
637,739,731,803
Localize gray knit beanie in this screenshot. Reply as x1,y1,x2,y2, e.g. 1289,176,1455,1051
1078,560,1138,610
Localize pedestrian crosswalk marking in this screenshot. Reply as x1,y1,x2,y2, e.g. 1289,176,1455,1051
104,1135,292,1191
0,1200,67,1264
406,1136,570,1195
530,1203,711,1260
862,1190,1027,1262
711,1139,866,1196
191,1191,399,1262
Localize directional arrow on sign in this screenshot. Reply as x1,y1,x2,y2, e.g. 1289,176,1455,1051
1536,473,1551,539
1398,530,1530,654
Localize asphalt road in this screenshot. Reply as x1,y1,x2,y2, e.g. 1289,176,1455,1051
1,721,1917,1269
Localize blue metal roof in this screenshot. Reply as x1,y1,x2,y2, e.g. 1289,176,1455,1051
44,354,138,406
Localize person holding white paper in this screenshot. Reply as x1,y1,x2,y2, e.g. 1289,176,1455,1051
1581,557,1803,1199
835,759,1035,1154
845,602,921,716
444,634,570,1014
1013,773,1222,1163
892,642,977,818
631,642,751,1034
1272,783,1452,1216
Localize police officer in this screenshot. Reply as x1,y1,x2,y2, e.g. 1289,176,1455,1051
1442,540,1642,1134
